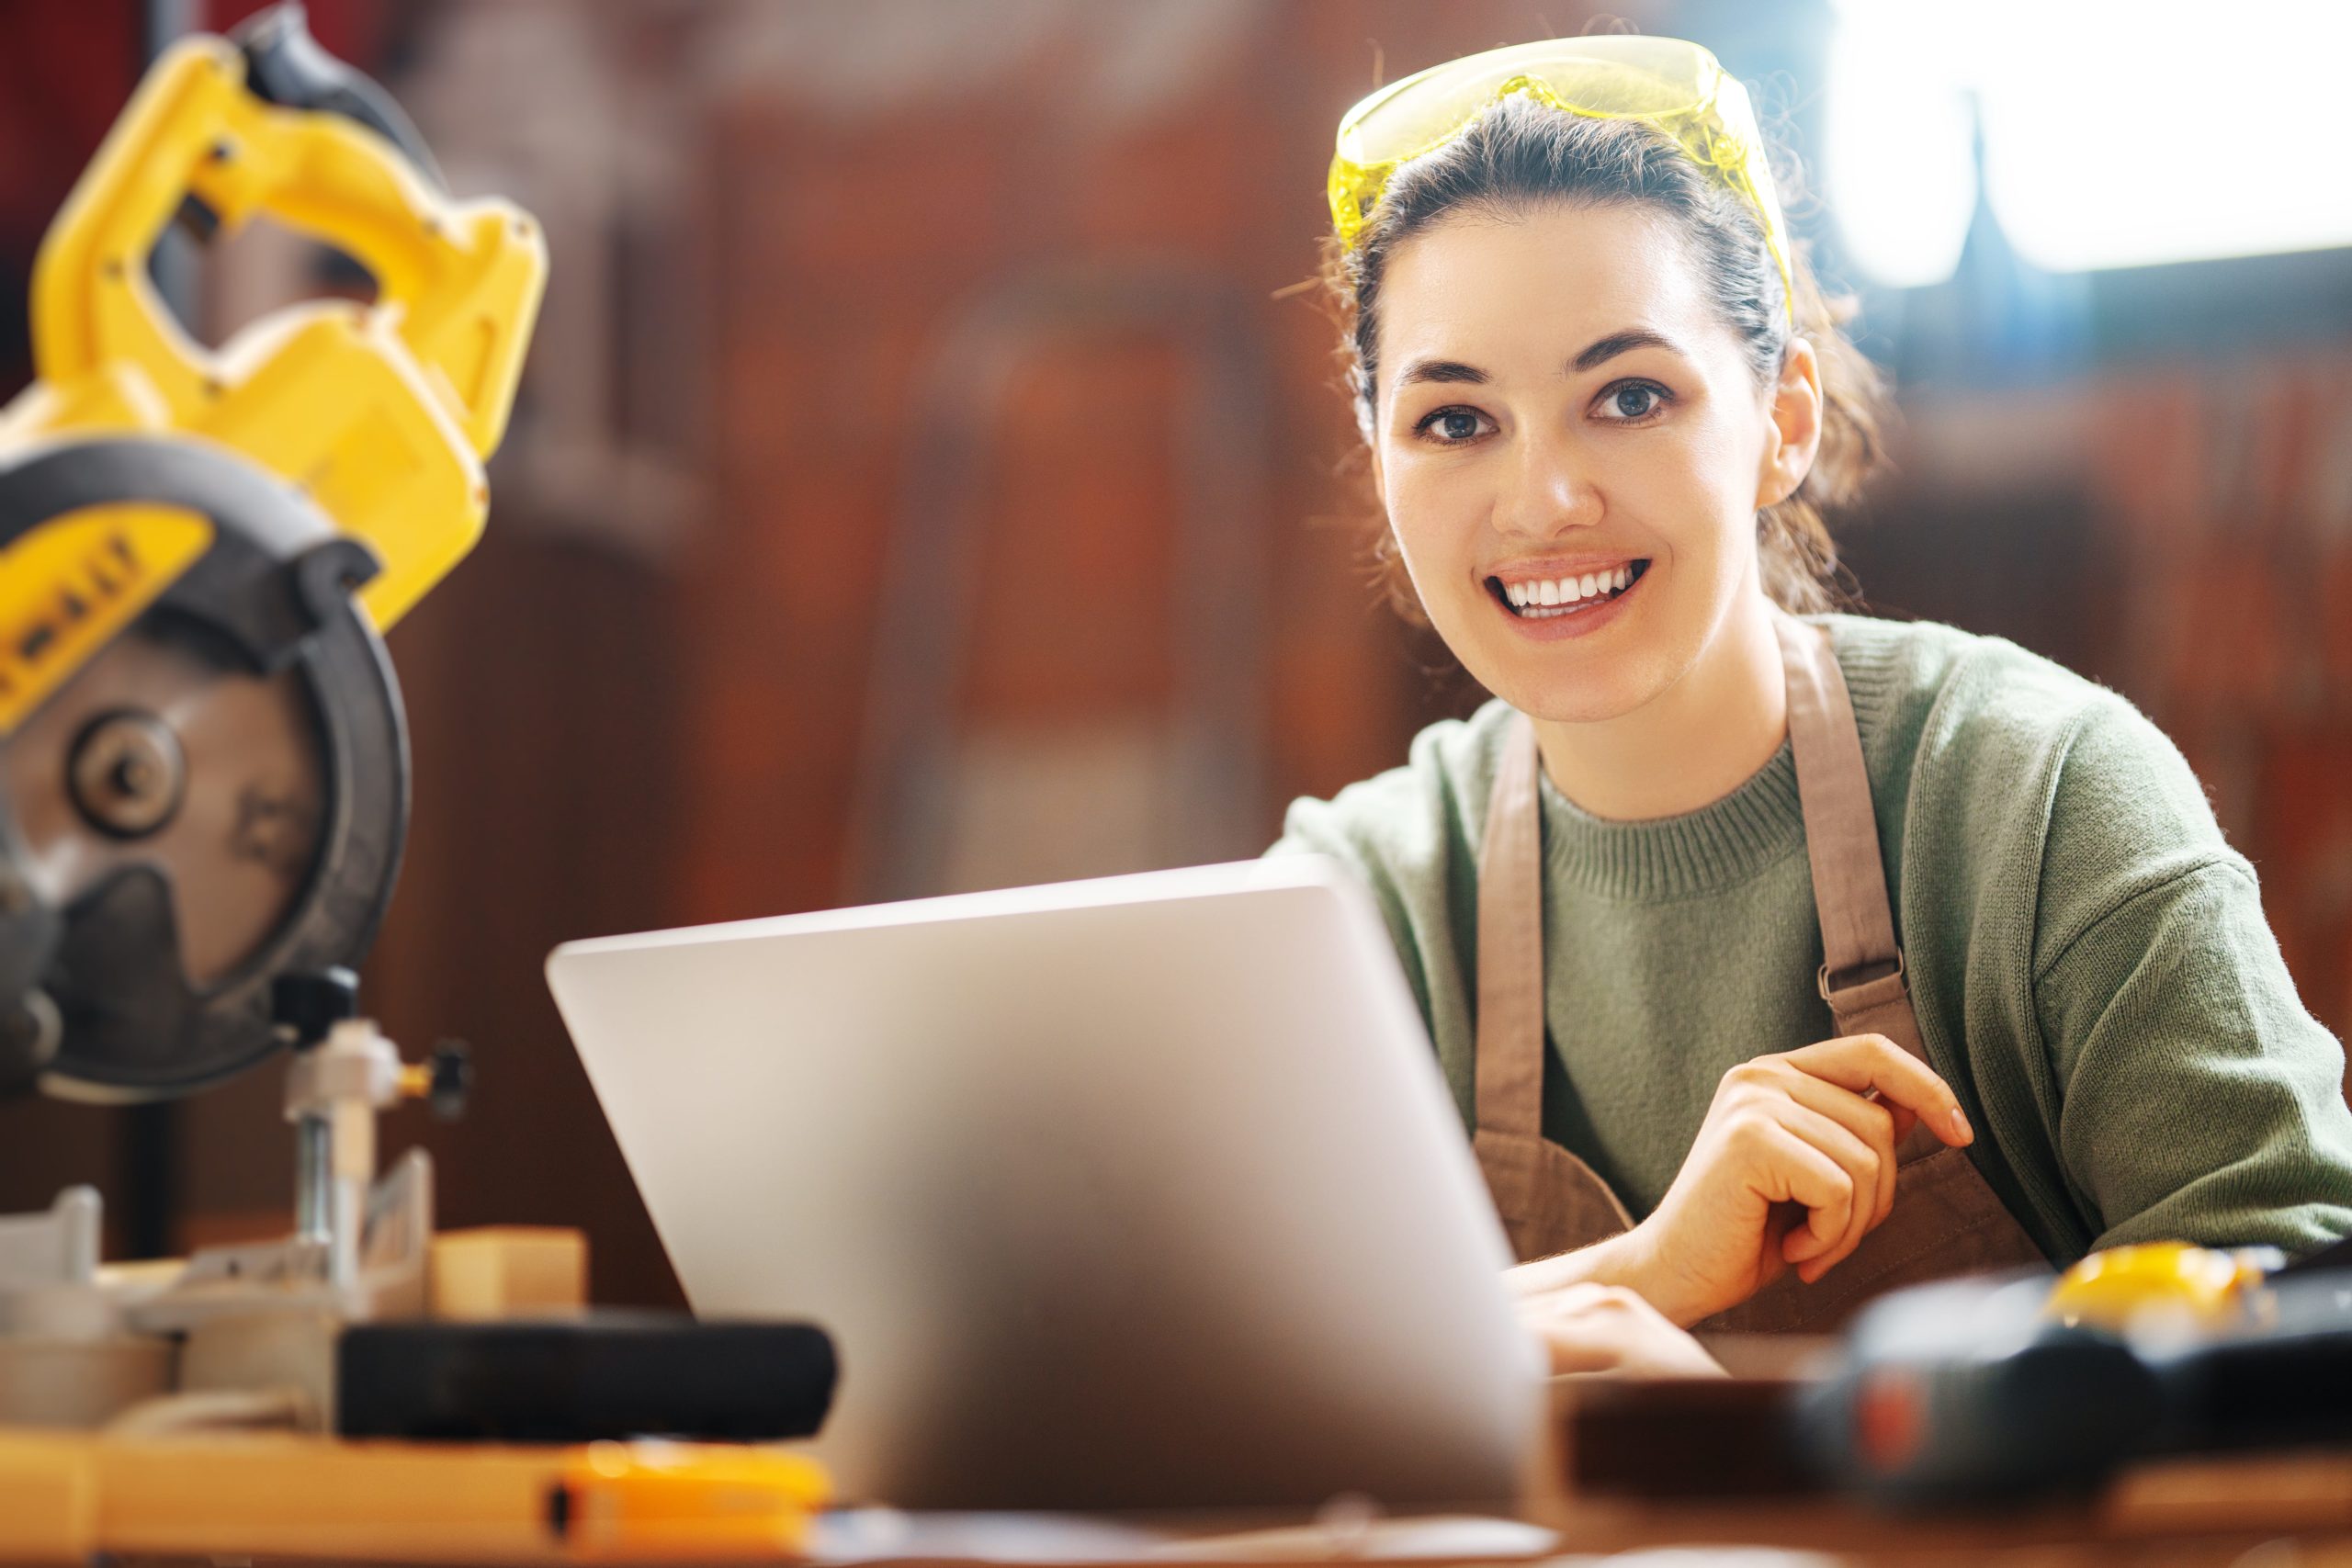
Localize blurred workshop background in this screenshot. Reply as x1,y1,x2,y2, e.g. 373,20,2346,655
5,0,2351,1307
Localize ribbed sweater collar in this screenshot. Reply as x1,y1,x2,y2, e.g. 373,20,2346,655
1532,615,1906,903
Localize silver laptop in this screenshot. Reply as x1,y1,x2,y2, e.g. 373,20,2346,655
546,855,1541,1510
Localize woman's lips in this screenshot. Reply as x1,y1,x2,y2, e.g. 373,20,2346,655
1485,558,1650,642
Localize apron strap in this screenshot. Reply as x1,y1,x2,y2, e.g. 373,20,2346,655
1474,716,1546,1140
1770,613,1930,1064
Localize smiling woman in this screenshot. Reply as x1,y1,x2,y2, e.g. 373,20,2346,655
1270,38,2352,1377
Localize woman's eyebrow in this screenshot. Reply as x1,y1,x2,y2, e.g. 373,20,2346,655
1572,328,1685,372
1395,357,1489,389
1396,332,1686,391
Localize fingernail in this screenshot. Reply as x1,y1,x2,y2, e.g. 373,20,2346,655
1946,1106,1973,1144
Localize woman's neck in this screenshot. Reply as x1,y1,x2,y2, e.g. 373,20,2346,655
1531,593,1789,822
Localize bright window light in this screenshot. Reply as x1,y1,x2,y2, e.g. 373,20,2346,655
1821,10,1975,288
1826,0,2352,282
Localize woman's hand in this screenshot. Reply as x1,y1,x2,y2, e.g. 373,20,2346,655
1515,1281,1726,1379
1510,1033,1975,1328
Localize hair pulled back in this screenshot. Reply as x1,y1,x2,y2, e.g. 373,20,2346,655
1326,94,1887,618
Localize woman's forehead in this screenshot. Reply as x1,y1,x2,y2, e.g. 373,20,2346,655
1376,202,1724,380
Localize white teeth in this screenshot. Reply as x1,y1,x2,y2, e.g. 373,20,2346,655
1498,562,1644,617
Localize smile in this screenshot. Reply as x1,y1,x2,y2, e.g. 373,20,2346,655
1487,559,1650,619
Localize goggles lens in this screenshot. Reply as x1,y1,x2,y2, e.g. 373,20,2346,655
1329,36,1793,321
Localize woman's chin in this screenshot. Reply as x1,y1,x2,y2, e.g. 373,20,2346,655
1449,620,1666,724
1505,675,1657,726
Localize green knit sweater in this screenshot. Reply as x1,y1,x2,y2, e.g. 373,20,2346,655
1269,612,2352,1265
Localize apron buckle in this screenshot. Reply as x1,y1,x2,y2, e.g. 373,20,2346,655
1818,947,1905,1003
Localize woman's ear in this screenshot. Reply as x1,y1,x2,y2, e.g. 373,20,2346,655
1756,336,1824,508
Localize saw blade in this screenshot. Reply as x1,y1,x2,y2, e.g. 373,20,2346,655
2,615,328,991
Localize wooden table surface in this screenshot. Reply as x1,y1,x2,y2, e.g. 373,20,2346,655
18,1381,2352,1567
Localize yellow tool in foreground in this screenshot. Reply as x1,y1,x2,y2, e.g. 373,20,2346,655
2043,1240,2279,1335
0,1430,831,1564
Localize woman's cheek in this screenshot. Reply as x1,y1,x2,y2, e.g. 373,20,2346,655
1385,513,1441,605
1388,521,1469,621
1385,462,1476,566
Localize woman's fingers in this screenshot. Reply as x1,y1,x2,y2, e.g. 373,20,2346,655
1517,1282,1728,1379
1776,1069,1900,1229
1738,1116,1855,1268
1762,1100,1881,1276
1782,1034,1973,1148
1637,1034,1973,1326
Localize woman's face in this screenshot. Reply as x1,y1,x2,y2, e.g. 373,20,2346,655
1369,200,1813,724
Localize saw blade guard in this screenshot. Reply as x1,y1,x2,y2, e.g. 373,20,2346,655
0,437,407,1100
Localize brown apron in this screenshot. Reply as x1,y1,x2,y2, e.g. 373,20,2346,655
1472,612,2049,1333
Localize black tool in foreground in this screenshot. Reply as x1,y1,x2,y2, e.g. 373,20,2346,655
1802,1260,2352,1506
336,1315,839,1444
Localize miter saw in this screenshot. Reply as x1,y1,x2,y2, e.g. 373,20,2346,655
0,0,538,1423
0,0,532,1100
0,14,836,1528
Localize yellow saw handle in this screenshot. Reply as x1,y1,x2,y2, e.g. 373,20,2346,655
0,17,545,631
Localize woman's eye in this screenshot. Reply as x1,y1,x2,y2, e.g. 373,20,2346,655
1416,407,1490,444
1594,382,1668,422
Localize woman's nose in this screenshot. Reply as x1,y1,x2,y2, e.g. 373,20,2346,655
1495,433,1602,540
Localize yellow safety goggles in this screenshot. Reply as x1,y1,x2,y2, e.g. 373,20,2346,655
1328,36,1794,321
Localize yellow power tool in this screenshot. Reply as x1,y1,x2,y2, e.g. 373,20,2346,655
0,3,544,1098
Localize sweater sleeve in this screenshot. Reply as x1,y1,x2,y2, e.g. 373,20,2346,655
1261,713,1501,1127
1266,792,1437,1030
2031,703,2352,1258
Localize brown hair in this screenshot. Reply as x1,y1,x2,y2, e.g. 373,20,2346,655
1323,93,1888,620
